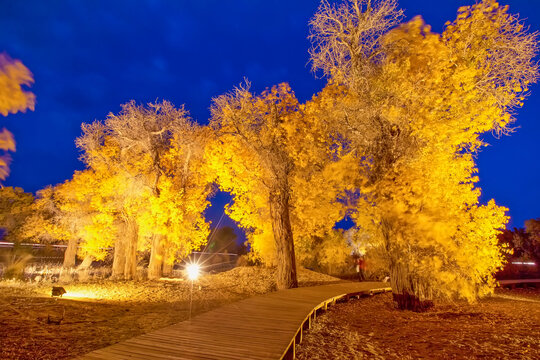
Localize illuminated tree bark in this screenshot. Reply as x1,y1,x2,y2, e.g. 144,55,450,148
162,254,174,277
148,235,164,280
125,220,138,280
77,255,93,282
112,235,127,280
269,182,298,289
62,238,77,269
147,235,176,279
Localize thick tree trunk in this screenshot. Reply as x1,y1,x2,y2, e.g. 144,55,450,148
269,182,298,290
123,218,138,280
59,238,78,282
392,291,433,312
389,262,433,312
148,235,164,280
77,255,94,282
62,238,78,269
111,234,127,280
162,260,173,277
162,245,174,276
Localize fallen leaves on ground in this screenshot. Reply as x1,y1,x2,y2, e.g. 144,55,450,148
0,266,340,360
296,288,540,360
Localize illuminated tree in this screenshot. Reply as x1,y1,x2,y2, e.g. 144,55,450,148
139,123,212,279
0,53,35,180
22,186,75,268
20,180,104,279
296,229,352,275
76,123,141,280
0,186,34,243
309,0,538,309
76,101,212,279
208,83,356,289
207,83,300,289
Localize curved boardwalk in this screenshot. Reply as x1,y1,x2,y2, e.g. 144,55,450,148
79,281,390,360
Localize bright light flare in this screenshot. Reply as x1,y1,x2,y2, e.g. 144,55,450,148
185,263,201,281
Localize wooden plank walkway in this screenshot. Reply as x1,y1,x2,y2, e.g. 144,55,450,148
78,281,391,360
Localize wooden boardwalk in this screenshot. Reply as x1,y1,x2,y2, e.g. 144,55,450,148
79,281,390,360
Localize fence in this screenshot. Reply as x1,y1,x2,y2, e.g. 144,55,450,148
0,242,239,280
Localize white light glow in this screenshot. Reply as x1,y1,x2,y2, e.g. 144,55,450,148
186,263,201,281
511,261,536,266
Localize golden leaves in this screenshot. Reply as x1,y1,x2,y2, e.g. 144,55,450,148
0,53,35,117
0,54,34,181
208,83,357,266
310,0,537,303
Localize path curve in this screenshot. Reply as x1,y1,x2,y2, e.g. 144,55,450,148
78,281,390,360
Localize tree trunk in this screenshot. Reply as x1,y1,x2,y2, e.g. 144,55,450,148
59,238,77,282
389,262,433,312
123,218,138,280
162,260,173,277
111,234,126,280
62,238,78,269
148,235,164,280
162,245,174,276
77,255,94,282
269,182,298,290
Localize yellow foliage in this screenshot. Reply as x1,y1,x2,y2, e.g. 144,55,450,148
0,187,34,243
0,54,35,117
309,0,536,303
67,101,213,268
208,83,357,269
296,229,352,275
0,54,35,180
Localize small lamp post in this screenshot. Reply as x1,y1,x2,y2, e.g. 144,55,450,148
185,262,200,320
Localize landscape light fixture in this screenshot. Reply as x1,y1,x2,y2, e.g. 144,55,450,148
51,286,66,297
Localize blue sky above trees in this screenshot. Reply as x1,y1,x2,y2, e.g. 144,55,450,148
0,0,538,229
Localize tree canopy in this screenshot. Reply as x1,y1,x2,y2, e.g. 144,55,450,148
0,53,34,180
308,0,538,309
207,82,356,288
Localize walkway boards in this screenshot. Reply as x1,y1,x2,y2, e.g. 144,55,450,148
78,281,390,360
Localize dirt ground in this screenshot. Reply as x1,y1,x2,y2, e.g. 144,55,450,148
296,287,540,360
0,266,341,360
2,269,538,360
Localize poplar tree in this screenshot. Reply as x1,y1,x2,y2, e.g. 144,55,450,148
309,0,538,309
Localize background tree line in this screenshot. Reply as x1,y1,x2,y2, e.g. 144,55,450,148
498,219,540,264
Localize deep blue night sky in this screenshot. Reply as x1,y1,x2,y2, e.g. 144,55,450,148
0,0,538,233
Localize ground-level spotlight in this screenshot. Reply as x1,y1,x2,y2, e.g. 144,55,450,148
51,286,66,297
